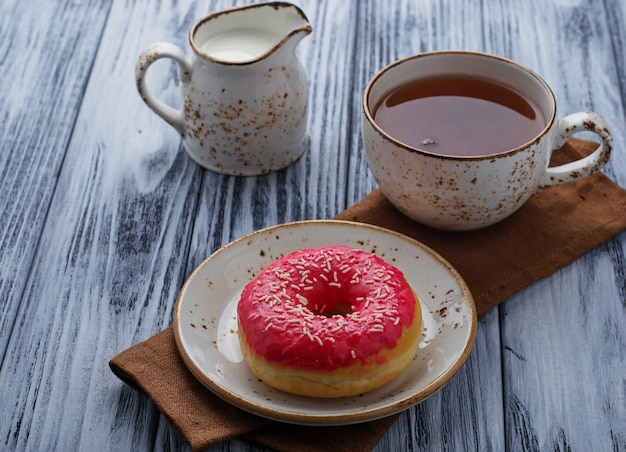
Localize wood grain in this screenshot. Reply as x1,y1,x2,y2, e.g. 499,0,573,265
0,0,201,448
0,0,111,361
0,0,624,450
498,0,626,450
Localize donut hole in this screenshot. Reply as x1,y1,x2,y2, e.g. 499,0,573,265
325,301,353,317
311,300,354,317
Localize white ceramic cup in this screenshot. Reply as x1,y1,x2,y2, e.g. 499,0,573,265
362,51,613,231
136,3,311,176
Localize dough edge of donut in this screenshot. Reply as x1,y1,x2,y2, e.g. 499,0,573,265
238,299,423,398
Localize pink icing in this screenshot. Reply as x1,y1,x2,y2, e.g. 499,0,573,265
237,246,416,371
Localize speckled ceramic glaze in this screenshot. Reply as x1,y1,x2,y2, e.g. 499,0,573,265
136,2,311,175
363,51,613,230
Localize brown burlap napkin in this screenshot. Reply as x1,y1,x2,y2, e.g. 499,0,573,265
110,138,626,451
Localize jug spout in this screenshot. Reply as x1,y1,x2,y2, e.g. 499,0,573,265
270,2,312,53
190,2,311,65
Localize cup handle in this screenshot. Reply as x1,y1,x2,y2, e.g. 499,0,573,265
540,112,613,188
135,42,192,135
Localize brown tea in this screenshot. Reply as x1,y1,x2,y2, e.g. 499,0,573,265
373,74,545,156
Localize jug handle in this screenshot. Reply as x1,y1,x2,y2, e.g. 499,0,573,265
136,43,191,135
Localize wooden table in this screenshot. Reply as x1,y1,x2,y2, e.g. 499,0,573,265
1,0,625,450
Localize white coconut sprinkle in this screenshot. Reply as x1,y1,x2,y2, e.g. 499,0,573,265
287,306,303,315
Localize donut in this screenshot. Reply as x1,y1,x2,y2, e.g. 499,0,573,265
237,245,422,398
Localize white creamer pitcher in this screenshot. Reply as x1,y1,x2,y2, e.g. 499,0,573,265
136,2,312,176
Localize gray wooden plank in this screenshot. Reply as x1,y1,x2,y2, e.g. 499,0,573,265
0,0,111,360
502,257,626,451
498,0,626,449
0,0,206,449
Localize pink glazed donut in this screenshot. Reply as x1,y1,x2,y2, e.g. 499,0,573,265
237,245,422,398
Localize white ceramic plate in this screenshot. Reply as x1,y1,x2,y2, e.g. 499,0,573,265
173,220,477,425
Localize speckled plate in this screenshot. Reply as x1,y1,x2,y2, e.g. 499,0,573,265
173,220,477,425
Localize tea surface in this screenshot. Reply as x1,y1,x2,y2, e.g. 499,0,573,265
373,74,545,156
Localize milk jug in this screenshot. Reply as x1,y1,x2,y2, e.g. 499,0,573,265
136,2,312,175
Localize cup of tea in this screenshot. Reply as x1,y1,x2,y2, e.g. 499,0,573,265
362,51,613,230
